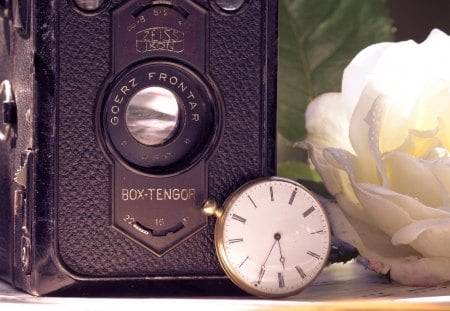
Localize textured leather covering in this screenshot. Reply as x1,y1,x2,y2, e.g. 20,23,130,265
53,0,277,280
0,0,276,294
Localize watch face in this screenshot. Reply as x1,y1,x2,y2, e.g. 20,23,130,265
215,177,331,298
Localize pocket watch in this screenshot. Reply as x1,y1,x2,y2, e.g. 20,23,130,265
203,177,331,298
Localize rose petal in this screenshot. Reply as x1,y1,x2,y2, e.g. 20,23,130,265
387,256,450,286
396,126,442,160
342,42,392,111
347,85,383,184
382,152,449,207
302,92,355,197
322,148,372,221
417,29,450,82
360,185,450,220
303,29,450,286
427,161,450,208
325,200,417,262
392,218,450,257
324,148,414,235
303,92,353,151
412,82,450,151
327,200,450,285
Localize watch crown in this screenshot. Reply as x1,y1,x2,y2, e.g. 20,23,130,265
202,200,223,218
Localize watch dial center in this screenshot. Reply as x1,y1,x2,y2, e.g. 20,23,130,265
274,232,281,240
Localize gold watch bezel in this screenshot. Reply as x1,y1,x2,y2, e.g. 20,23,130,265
214,176,331,298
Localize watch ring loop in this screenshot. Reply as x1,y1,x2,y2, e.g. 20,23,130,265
0,80,14,143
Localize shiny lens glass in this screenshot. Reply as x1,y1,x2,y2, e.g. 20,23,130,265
73,0,105,11
126,87,180,146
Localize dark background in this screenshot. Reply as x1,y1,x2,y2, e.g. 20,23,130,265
387,0,450,42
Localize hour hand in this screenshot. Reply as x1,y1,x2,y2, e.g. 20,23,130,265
277,240,285,269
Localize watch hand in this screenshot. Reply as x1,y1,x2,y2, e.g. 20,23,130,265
257,265,266,284
257,238,277,284
277,240,285,270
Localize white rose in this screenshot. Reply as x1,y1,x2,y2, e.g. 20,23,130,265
301,29,450,286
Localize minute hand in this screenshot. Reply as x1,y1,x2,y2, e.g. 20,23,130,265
257,239,277,284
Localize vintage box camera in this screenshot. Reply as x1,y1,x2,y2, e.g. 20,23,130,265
0,0,277,295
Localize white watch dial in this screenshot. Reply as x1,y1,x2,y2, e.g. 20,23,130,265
215,177,331,298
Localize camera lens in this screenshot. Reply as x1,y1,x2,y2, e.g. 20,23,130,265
102,62,217,173
214,0,245,11
73,0,106,12
125,87,180,146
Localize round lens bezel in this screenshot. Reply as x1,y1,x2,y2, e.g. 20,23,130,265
102,61,217,175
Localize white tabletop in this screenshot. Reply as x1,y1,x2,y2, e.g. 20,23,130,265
1,262,449,310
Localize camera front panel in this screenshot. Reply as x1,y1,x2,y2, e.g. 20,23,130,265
56,0,276,279
99,0,223,256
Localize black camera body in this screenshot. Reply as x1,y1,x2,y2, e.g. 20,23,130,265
0,0,277,295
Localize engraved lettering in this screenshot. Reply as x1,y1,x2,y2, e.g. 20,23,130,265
159,73,167,82
192,114,200,122
148,188,156,200
189,102,197,110
122,189,129,201
123,214,135,224
169,75,178,86
136,27,184,53
111,105,120,114
148,72,156,80
129,77,138,88
121,188,198,201
156,188,163,200
187,91,195,100
155,218,165,227
178,81,187,93
111,116,119,125
121,85,130,95
121,188,145,201
114,94,123,104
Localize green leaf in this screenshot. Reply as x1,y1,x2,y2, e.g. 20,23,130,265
278,0,393,142
278,161,322,182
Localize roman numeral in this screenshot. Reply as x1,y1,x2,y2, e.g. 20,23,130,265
288,188,298,205
270,186,274,201
239,256,249,268
248,195,257,208
278,272,285,288
310,230,324,235
231,214,247,223
302,206,315,218
296,265,306,279
307,250,321,259
228,238,244,244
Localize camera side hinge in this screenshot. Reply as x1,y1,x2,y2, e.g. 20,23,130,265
13,149,34,275
0,80,17,147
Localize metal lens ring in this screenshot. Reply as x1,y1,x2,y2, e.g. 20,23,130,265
103,62,215,173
